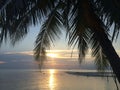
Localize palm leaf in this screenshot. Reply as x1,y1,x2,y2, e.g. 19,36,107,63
67,1,90,62
0,0,57,45
90,32,110,71
34,3,63,61
94,0,120,41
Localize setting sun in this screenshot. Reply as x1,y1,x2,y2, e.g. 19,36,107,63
46,53,58,58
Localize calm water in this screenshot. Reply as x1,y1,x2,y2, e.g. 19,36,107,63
0,69,119,90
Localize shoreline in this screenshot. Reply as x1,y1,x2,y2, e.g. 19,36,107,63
66,71,114,77
0,69,115,77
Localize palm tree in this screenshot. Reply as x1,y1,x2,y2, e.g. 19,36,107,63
0,0,120,83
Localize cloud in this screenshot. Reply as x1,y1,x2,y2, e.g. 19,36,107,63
0,50,97,70
3,49,94,60
0,61,6,64
4,51,34,55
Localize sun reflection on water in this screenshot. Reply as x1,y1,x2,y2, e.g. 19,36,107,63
49,69,56,90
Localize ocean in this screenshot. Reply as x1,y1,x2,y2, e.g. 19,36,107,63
0,69,119,90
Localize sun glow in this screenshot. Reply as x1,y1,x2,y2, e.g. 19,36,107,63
46,53,58,58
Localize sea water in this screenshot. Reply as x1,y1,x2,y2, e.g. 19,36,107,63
0,69,119,90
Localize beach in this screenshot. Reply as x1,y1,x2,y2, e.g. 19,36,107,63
0,69,119,90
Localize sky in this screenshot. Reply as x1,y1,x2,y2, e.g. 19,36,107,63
0,24,120,53
0,25,68,53
0,25,120,70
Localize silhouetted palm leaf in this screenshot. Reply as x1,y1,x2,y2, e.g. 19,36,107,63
34,3,62,61
0,0,57,45
94,0,120,41
90,32,109,71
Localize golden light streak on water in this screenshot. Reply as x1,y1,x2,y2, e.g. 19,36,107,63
49,69,56,90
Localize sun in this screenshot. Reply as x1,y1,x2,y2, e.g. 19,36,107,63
46,53,58,58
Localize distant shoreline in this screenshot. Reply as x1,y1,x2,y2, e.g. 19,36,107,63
66,71,114,77
0,69,115,77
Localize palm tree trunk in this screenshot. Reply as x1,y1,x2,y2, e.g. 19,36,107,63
81,0,120,83
94,31,120,83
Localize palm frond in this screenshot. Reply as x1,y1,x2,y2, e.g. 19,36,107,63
0,18,8,45
62,0,72,29
67,1,90,62
94,0,120,41
34,3,63,61
0,0,12,13
0,0,58,45
90,32,109,71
